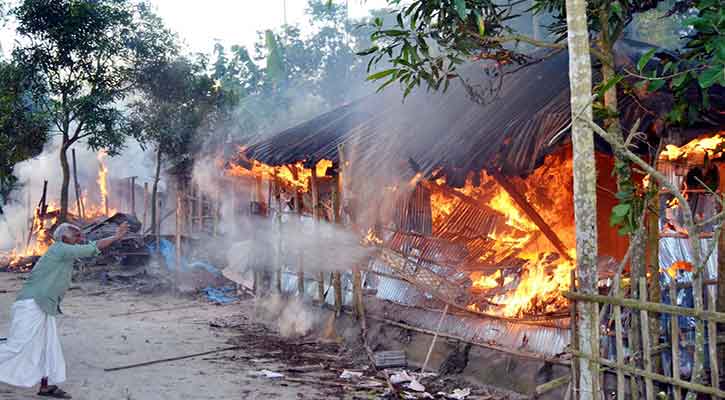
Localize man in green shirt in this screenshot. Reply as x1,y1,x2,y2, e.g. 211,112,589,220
0,221,128,398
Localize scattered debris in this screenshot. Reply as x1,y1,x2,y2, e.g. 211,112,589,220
250,369,285,379
339,370,363,380
374,350,407,368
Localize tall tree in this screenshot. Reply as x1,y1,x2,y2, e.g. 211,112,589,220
12,0,176,221
0,61,49,209
130,56,221,234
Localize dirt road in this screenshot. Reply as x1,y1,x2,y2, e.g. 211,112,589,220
0,274,329,400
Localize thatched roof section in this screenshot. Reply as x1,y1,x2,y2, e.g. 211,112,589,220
244,41,724,181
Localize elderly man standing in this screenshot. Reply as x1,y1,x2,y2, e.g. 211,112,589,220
0,221,128,398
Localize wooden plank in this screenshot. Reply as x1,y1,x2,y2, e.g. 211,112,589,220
331,175,343,316
421,304,448,372
640,278,655,400
487,168,572,261
670,281,682,400
310,165,325,303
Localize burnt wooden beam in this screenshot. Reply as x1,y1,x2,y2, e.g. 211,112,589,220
487,168,573,262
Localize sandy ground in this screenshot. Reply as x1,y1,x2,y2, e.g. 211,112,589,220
0,273,329,400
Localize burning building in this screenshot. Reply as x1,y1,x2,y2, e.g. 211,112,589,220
214,40,725,362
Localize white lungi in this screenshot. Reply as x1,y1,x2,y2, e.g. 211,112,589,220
0,299,66,387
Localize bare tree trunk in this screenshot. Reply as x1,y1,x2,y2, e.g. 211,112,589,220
151,147,162,236
59,140,71,222
565,0,599,398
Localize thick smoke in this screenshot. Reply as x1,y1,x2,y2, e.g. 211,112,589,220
0,136,157,250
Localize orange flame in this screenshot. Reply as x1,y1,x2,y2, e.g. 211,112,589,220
226,157,334,192
659,132,725,162
97,151,110,216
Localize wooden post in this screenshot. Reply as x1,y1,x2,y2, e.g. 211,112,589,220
670,283,682,400
421,304,449,372
130,176,136,216
614,273,625,400
142,182,149,232
646,191,662,376
717,192,725,366
706,292,719,394
310,165,325,304
296,190,305,298
569,270,579,400
639,278,655,400
487,168,572,261
196,184,203,234
72,149,83,219
212,189,219,237
156,195,162,250
175,187,182,294
331,174,343,316
273,172,282,294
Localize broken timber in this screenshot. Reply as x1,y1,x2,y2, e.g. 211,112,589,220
487,168,572,261
104,346,242,372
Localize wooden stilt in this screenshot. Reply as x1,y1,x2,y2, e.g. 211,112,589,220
142,182,149,232
331,174,343,316
707,292,720,395
296,190,305,298
273,172,282,294
196,184,202,234
487,168,572,261
670,283,682,400
310,166,325,303
175,187,182,294
569,270,579,400
130,176,136,216
646,194,662,376
614,273,626,400
639,278,655,400
72,149,83,219
717,192,725,366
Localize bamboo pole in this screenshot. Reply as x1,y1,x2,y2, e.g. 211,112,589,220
570,270,579,400
310,166,325,303
640,278,655,400
273,172,282,294
614,277,625,400
196,184,203,234
569,349,725,397
130,176,136,216
670,283,682,400
331,174,343,316
487,168,572,261
707,292,720,395
156,195,161,250
296,190,305,298
717,193,725,365
421,304,449,372
142,182,149,232
646,195,661,376
563,292,725,323
175,187,182,294
72,149,83,219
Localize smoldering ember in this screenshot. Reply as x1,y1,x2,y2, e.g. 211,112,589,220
0,1,724,400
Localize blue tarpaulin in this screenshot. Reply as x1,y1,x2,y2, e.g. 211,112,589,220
202,287,238,304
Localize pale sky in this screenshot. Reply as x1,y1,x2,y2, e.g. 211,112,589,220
148,0,388,55
0,0,389,57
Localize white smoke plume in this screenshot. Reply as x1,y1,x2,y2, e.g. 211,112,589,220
0,136,157,250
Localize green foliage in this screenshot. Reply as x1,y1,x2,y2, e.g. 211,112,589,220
12,0,176,154
360,0,665,97
0,61,50,206
609,157,646,235
130,56,220,173
633,0,725,125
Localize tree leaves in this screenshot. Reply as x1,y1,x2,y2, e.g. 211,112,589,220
636,48,657,72
454,0,467,19
697,65,724,88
